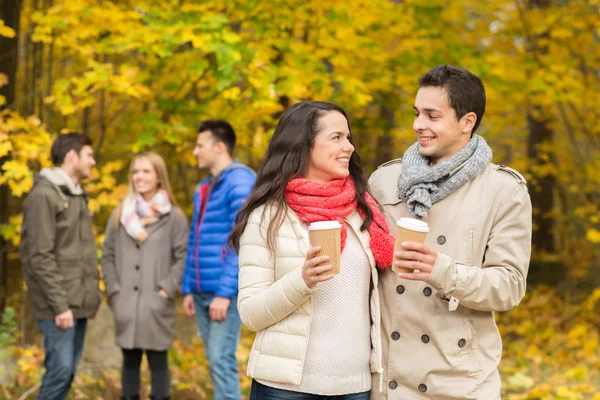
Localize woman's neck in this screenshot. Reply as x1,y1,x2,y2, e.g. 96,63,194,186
141,190,158,202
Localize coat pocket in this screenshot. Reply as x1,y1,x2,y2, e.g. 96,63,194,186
110,291,128,338
433,315,483,398
149,292,174,313
442,316,481,368
149,292,176,332
59,259,85,309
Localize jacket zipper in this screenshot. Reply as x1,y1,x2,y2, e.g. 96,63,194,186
193,180,217,293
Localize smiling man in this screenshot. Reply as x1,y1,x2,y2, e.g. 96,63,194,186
369,65,532,399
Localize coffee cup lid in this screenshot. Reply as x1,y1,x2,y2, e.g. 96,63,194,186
396,217,429,232
308,220,342,230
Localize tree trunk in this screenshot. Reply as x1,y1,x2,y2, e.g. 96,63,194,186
0,0,23,321
527,111,556,254
525,0,556,255
374,102,395,168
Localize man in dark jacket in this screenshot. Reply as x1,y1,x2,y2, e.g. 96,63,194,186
20,132,101,400
181,120,255,400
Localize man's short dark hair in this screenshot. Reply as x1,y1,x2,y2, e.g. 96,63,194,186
198,120,236,155
51,132,93,166
419,65,486,135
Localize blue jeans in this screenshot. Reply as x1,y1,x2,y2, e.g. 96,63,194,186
193,293,241,400
37,318,88,400
250,380,371,400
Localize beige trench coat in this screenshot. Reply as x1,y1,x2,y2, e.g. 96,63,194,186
101,207,188,351
369,160,532,400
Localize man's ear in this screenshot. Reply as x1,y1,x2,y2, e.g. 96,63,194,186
63,149,79,165
461,112,477,135
215,140,228,154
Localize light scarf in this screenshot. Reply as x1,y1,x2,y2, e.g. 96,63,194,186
398,134,492,219
120,190,172,242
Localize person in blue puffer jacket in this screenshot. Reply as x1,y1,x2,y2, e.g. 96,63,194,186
181,120,255,400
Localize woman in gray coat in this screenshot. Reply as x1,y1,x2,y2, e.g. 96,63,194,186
101,151,188,400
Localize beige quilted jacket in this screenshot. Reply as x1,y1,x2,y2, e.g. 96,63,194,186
237,204,385,388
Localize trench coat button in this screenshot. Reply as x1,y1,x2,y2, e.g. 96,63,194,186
458,338,467,348
437,235,446,245
421,334,430,344
391,331,400,341
135,265,140,271
396,285,405,294
423,287,432,297
134,286,138,291
389,381,398,390
418,384,427,393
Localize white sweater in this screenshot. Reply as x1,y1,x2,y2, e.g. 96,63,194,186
258,226,372,395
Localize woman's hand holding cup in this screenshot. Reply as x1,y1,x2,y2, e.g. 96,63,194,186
302,246,334,288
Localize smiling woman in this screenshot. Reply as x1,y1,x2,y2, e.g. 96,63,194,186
131,158,159,202
101,151,189,400
305,111,355,184
229,101,396,400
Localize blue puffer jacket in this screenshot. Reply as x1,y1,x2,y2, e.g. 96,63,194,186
181,161,255,298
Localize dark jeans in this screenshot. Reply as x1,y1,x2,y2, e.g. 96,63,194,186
250,380,371,400
121,348,170,399
37,318,88,400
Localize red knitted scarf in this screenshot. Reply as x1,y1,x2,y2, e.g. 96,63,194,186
284,177,394,268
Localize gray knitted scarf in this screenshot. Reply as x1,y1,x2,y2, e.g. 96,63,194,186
398,134,492,219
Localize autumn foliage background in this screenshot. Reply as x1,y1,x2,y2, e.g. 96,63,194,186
0,0,599,399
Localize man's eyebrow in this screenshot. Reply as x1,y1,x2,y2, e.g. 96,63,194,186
413,105,441,113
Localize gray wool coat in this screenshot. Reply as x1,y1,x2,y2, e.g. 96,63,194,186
101,206,188,351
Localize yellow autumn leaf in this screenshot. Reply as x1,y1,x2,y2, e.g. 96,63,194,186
568,365,589,382
586,229,600,244
0,140,12,157
1,160,29,178
555,385,580,398
550,27,574,40
0,20,15,38
9,176,33,197
567,324,587,341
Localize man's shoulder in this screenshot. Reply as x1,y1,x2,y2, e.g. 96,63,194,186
25,178,62,205
369,158,403,205
485,163,528,188
377,157,403,170
370,158,402,186
223,165,256,184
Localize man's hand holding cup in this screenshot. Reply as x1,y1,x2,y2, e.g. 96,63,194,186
394,241,438,281
393,218,437,280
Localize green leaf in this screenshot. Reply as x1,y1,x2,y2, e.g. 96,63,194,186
138,131,156,148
